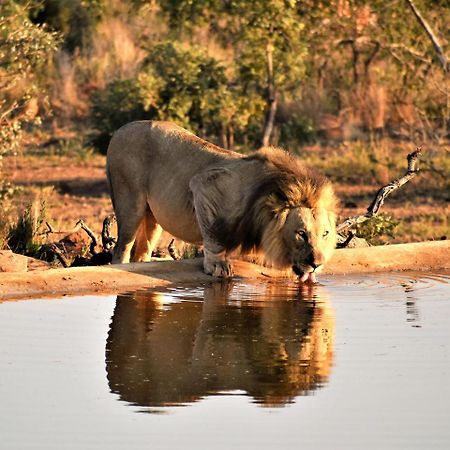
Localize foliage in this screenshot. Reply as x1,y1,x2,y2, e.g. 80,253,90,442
90,78,149,152
90,41,264,150
32,0,104,51
299,0,450,137
355,213,400,243
159,0,308,145
30,0,448,150
0,1,60,155
7,201,47,256
141,41,227,129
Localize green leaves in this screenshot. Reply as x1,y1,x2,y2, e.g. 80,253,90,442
355,213,400,243
90,42,231,148
0,0,60,156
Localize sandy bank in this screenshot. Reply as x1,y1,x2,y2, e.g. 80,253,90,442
0,240,448,301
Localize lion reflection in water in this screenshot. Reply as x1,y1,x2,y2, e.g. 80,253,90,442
106,282,334,407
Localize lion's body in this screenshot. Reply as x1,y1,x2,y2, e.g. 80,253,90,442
107,121,338,278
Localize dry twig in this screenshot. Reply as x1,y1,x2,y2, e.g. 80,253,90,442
45,219,100,256
168,239,181,260
405,0,449,73
337,147,423,243
101,214,117,251
47,243,70,268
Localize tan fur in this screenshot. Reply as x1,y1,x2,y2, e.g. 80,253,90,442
107,121,337,278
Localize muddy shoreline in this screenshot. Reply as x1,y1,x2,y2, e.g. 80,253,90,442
0,240,449,301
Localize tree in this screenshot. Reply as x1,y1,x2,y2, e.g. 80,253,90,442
0,0,60,157
297,0,449,139
159,0,307,147
90,41,251,150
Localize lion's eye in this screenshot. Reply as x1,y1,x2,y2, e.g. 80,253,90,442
296,230,308,241
323,230,329,238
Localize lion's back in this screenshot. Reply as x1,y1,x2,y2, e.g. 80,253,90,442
107,121,238,176
106,121,242,243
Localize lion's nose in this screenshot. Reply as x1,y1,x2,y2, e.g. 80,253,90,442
306,253,323,270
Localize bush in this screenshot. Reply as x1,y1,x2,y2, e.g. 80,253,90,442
89,41,257,150
90,78,151,153
355,213,400,244
0,1,60,156
7,202,47,257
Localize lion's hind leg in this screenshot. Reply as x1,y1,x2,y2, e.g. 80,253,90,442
112,191,149,264
132,207,162,262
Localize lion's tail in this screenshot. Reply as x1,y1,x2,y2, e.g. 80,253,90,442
106,161,116,210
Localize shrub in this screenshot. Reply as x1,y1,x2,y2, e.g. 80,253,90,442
0,1,60,156
355,213,400,244
89,41,261,150
7,202,47,257
90,78,150,152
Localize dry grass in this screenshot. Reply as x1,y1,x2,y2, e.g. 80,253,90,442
2,137,449,251
85,17,145,88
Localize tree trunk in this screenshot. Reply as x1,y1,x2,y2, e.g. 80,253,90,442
220,123,228,149
228,124,234,149
261,42,278,147
261,91,278,147
405,0,448,73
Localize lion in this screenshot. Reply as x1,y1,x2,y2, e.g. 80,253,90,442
106,121,338,280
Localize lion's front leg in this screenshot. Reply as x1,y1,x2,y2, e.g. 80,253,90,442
189,169,239,278
203,246,233,278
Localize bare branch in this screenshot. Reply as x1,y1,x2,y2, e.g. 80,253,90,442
44,221,83,236
47,243,70,268
168,239,181,261
77,220,98,255
405,0,449,73
337,147,423,239
388,43,431,65
336,231,355,249
367,147,422,214
44,219,99,255
101,214,116,251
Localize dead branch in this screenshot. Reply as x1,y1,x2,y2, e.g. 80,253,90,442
77,220,98,255
336,231,355,249
44,221,83,236
168,239,181,261
45,219,99,255
337,147,423,242
47,243,70,268
101,214,116,251
367,147,422,214
405,0,449,73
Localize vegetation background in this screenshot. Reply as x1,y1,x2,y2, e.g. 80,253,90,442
1,0,448,262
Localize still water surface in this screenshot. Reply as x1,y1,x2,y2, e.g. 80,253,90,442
1,272,449,449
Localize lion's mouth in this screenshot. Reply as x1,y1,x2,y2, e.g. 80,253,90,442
292,265,317,283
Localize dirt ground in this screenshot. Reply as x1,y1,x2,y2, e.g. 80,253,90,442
2,241,449,300
3,152,449,248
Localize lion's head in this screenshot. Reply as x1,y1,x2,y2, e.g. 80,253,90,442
238,148,338,281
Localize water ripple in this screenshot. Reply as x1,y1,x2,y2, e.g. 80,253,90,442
322,270,450,301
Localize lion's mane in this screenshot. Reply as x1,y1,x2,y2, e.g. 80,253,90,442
210,147,338,268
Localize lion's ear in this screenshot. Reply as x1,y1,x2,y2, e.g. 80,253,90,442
266,193,289,214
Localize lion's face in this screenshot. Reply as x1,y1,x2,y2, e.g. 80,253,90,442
261,200,337,279
283,207,337,277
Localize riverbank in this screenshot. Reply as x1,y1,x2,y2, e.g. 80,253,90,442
1,240,448,301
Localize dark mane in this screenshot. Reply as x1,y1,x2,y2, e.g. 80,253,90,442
211,147,333,253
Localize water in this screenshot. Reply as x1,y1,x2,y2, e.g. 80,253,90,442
1,271,449,449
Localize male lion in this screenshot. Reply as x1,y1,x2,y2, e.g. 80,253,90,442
107,121,338,281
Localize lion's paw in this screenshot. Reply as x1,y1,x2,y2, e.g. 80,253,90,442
204,260,234,278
